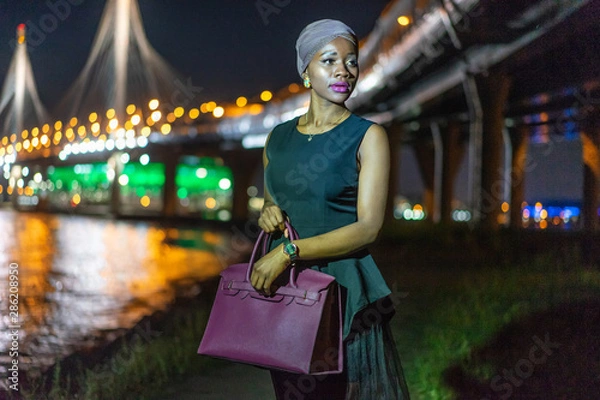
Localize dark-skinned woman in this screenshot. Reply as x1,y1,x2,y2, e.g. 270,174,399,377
251,19,410,400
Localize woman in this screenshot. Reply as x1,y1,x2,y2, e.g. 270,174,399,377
251,19,410,399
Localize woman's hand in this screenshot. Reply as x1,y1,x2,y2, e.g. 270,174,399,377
250,245,289,296
258,203,287,234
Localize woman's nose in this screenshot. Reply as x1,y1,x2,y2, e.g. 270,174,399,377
335,65,350,78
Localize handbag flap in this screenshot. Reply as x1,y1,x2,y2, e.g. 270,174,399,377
220,263,336,295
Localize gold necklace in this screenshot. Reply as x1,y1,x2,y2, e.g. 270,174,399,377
302,110,350,141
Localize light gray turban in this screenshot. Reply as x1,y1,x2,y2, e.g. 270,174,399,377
295,19,357,77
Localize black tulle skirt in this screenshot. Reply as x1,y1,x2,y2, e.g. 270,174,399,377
271,320,410,400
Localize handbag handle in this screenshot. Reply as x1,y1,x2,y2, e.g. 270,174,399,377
245,220,301,289
260,218,298,254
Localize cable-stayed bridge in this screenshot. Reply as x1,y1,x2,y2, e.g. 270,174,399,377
0,0,598,231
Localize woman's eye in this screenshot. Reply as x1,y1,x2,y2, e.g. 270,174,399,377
322,58,336,65
346,59,358,68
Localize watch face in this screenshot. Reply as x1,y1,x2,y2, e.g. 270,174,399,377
284,243,298,257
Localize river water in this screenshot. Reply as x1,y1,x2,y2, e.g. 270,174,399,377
0,209,247,383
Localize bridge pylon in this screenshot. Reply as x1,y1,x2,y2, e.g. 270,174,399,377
0,24,49,139
56,0,184,121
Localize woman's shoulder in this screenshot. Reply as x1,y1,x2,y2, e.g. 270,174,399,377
265,116,300,152
272,116,300,134
342,114,383,142
349,113,379,130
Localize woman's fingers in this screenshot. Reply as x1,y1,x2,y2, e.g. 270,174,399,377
250,261,268,291
257,218,271,233
259,205,286,233
266,208,284,229
251,245,288,296
251,273,273,295
251,262,277,296
251,271,265,292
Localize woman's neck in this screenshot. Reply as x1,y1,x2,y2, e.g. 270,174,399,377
304,94,348,127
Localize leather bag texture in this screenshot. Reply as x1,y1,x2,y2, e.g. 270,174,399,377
198,222,343,375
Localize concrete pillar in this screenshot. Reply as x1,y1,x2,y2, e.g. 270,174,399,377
222,148,262,222
109,154,122,216
508,125,530,229
581,124,600,232
413,140,435,221
9,165,20,209
0,175,7,203
162,153,179,218
439,121,465,224
386,122,403,220
35,164,49,212
414,121,465,223
580,120,600,268
476,71,512,230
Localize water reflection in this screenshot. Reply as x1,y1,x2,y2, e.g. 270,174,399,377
0,209,233,377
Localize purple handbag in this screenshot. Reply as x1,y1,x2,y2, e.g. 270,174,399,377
198,222,343,375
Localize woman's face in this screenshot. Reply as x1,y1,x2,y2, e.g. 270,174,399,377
304,37,359,105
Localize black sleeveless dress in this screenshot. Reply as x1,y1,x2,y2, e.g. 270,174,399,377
265,114,410,399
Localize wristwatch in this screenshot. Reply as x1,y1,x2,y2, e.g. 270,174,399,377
282,239,299,265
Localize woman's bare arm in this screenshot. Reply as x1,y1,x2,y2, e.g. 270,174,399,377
258,132,286,233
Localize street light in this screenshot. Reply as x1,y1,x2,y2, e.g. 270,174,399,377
397,16,410,26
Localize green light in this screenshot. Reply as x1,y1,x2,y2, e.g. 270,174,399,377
175,157,234,220
121,163,165,187
119,162,165,198
48,163,109,191
177,188,188,199
175,159,233,191
47,163,111,206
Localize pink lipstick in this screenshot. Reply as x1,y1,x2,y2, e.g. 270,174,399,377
330,82,350,93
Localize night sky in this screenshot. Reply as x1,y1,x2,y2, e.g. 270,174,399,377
0,0,390,108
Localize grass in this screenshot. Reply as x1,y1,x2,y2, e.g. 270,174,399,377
14,224,600,399
379,224,600,399
395,264,599,399
16,294,216,400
